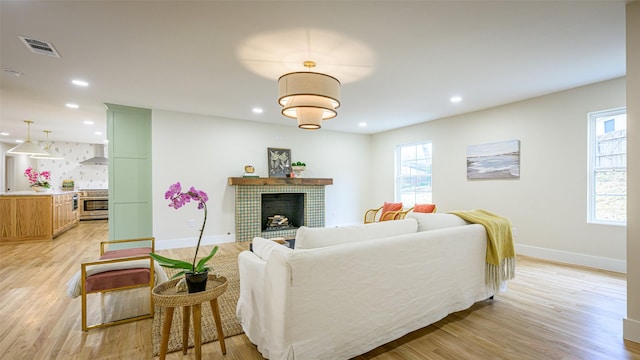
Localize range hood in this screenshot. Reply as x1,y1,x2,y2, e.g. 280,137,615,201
80,144,108,165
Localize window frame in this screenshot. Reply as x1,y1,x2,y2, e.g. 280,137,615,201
394,141,433,207
587,107,627,226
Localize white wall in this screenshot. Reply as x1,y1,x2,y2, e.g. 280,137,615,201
624,0,640,344
0,143,6,191
371,77,627,272
3,150,37,191
151,110,371,248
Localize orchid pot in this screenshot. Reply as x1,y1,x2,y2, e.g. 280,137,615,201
185,270,209,293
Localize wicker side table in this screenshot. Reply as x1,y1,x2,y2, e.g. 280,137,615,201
152,275,228,360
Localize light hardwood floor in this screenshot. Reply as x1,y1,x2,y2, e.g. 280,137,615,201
0,220,639,359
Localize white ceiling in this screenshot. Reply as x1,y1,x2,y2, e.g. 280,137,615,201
0,1,626,145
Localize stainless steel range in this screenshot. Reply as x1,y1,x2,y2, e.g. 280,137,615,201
78,189,108,220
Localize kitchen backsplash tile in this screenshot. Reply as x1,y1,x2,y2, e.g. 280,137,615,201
36,142,108,190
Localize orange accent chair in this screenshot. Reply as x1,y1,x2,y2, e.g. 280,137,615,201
395,207,415,220
81,237,156,331
364,202,404,223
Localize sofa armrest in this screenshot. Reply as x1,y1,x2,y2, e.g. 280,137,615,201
252,237,293,260
236,250,268,346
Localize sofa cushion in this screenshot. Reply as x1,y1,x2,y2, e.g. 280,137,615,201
295,218,418,249
413,203,436,213
406,212,468,232
381,202,403,221
252,237,293,261
85,268,150,292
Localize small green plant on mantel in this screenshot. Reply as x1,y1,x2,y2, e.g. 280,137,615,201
150,182,218,279
291,161,306,177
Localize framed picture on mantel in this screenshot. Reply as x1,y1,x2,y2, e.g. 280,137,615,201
268,148,291,177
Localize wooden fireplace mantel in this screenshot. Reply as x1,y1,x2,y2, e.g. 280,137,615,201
227,177,333,186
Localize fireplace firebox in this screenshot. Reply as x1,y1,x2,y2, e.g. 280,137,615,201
261,193,304,231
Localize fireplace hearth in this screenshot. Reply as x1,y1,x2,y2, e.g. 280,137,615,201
228,177,333,242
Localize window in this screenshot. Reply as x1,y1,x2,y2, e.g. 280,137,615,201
395,142,432,206
588,108,626,225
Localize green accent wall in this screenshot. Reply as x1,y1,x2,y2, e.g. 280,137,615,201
106,104,152,242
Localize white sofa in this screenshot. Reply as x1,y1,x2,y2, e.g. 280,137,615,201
236,213,497,360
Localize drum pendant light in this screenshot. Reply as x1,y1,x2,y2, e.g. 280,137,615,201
278,61,341,130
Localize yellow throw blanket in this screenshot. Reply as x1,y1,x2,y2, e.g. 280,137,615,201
448,209,515,292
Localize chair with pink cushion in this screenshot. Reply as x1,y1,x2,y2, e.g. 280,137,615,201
81,237,156,331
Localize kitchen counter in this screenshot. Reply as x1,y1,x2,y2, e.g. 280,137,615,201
0,190,77,196
0,192,79,242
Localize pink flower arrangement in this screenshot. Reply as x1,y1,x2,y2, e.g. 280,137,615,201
24,167,51,188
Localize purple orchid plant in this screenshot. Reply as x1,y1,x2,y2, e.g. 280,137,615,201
150,182,218,278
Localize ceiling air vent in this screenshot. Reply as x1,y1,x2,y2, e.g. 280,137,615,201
18,36,61,58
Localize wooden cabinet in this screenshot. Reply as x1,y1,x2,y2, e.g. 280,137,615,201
0,192,78,242
53,193,78,237
0,195,53,241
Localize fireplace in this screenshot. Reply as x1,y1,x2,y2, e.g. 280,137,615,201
262,193,304,231
228,177,333,242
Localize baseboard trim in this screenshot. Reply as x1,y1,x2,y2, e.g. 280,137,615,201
515,244,626,273
155,234,235,250
624,318,640,344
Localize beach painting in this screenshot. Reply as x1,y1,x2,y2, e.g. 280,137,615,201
467,140,520,179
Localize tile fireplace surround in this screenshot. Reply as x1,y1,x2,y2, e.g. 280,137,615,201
228,177,333,242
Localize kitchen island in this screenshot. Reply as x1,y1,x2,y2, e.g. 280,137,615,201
0,191,79,242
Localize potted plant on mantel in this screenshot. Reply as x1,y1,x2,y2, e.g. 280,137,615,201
291,161,306,177
150,182,218,293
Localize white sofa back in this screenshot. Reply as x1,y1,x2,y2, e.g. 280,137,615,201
295,217,418,249
254,223,490,359
406,212,469,232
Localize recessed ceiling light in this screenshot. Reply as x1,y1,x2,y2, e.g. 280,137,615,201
0,132,9,136
84,120,94,125
358,122,367,127
72,79,89,87
66,103,79,109
15,140,24,143
450,96,462,103
252,107,263,114
94,131,103,135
